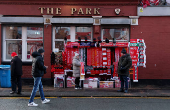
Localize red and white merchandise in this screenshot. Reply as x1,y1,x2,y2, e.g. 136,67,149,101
87,48,92,66
133,66,138,82
80,62,85,75
99,81,113,88
115,80,121,88
99,48,103,75
113,48,120,77
83,78,98,88
67,77,75,87
130,46,139,66
102,48,107,75
106,48,111,75
54,74,64,88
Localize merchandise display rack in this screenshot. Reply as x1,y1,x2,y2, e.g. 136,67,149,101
51,38,146,88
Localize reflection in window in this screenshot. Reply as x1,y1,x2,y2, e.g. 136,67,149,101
27,41,43,59
27,27,43,39
55,27,70,39
6,41,22,59
103,28,129,41
76,27,91,40
5,27,22,39
55,41,64,51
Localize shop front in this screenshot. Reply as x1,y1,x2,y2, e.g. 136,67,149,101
0,0,145,87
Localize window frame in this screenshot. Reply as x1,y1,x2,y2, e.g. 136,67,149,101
2,25,44,62
101,25,130,42
52,25,93,52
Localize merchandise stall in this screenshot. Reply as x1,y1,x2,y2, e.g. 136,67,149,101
51,38,146,88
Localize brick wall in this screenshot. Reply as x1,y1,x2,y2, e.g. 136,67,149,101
0,24,1,65
93,25,101,40
131,16,170,79
22,66,32,78
43,24,52,78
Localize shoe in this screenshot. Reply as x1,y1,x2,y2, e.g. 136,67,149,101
117,89,124,92
28,102,38,106
17,92,22,95
124,90,128,93
78,87,82,89
75,87,78,89
10,91,16,94
42,99,50,104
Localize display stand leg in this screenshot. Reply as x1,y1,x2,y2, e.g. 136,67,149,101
64,71,66,88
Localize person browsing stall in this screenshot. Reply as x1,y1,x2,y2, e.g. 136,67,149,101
117,48,132,93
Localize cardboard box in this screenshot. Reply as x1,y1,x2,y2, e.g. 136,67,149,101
83,78,98,88
54,76,64,88
114,79,130,88
99,81,114,88
67,77,75,87
54,74,64,87
115,80,121,88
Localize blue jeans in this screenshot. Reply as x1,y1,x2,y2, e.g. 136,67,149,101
29,77,45,103
120,75,128,90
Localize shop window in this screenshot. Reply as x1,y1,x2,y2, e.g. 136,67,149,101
55,41,64,51
6,40,22,59
76,27,92,41
102,28,129,42
54,27,71,52
3,26,44,62
55,27,70,39
4,27,22,60
26,27,43,60
53,26,92,52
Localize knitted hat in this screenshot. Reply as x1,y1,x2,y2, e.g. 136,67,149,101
121,48,127,54
74,52,79,57
38,48,45,54
11,52,17,57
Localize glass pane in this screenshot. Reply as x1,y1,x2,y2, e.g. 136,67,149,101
5,27,22,39
55,41,64,51
76,27,91,40
6,40,22,59
103,28,129,41
27,27,43,39
27,41,43,60
55,27,70,39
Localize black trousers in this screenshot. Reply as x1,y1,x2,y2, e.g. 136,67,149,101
11,75,22,93
75,77,80,87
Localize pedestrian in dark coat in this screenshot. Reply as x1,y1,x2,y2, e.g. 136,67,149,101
28,48,50,107
117,48,132,93
10,52,22,94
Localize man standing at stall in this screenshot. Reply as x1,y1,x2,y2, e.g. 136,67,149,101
28,48,50,107
10,52,23,94
117,48,132,93
72,52,81,89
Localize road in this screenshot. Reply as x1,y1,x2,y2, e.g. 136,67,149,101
0,97,170,110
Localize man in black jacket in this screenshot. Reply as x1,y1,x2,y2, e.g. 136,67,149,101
10,52,22,94
28,48,50,107
117,48,132,93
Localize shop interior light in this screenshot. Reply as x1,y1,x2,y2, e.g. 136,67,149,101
10,26,14,30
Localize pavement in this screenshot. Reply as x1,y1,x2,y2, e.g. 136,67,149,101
1,85,170,97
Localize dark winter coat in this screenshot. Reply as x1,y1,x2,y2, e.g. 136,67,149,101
31,51,46,77
10,56,23,76
72,56,81,78
118,54,132,76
